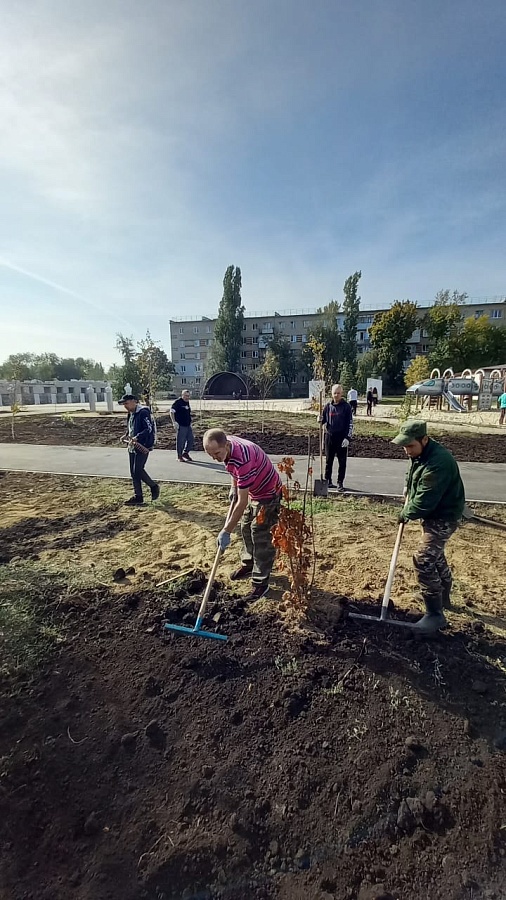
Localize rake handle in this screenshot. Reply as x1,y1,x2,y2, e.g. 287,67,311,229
194,498,235,629
380,522,404,621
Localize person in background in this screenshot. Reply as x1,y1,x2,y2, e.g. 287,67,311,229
347,386,358,415
498,387,506,425
203,429,282,601
321,384,353,491
372,386,379,407
394,420,465,633
170,389,194,461
366,388,374,417
120,394,159,506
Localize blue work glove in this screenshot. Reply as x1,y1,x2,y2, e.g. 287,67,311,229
341,438,349,448
217,530,231,551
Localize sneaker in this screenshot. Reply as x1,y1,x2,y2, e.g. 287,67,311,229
230,564,254,581
124,496,144,506
151,484,160,501
177,456,184,462
182,453,193,462
245,583,269,601
327,481,336,489
337,483,345,492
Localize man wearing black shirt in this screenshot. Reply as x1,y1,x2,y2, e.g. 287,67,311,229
321,383,353,491
170,389,194,461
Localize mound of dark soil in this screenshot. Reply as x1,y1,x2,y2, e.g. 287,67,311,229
0,576,505,900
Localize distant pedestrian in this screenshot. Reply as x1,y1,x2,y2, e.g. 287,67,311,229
372,387,379,407
366,388,373,417
120,394,159,506
170,389,194,461
347,386,358,415
499,389,506,425
321,384,353,491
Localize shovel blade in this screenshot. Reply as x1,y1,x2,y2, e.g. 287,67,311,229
314,478,328,497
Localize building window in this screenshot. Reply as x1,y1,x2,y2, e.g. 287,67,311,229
263,322,271,329
206,325,212,333
296,334,302,342
196,377,201,384
241,351,247,358
180,353,185,359
301,334,307,343
253,336,258,344
196,352,200,359
194,340,199,347
193,326,199,334
179,341,185,348
179,327,184,334
181,377,187,385
279,322,285,329
241,365,247,372
243,324,247,331
195,364,202,372
300,376,307,383
491,309,503,319
180,365,186,373
252,323,258,330
421,344,429,353
252,350,259,358
303,320,310,327
474,310,484,318
290,321,296,329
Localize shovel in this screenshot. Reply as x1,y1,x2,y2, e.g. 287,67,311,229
348,523,414,629
314,390,328,497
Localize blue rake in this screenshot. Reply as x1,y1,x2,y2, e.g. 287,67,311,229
164,545,228,642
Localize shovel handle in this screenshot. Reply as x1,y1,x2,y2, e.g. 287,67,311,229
380,522,404,620
194,498,235,627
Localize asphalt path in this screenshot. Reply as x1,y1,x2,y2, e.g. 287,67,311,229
0,443,504,503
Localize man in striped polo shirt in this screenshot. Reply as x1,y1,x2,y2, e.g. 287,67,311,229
203,429,282,600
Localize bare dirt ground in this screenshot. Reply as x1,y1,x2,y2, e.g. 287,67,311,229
0,473,505,900
1,411,505,463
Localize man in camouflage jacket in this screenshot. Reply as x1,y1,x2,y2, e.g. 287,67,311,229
393,420,465,633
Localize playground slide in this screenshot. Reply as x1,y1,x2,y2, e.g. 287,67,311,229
442,389,466,412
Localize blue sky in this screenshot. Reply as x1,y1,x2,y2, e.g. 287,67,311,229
1,0,505,367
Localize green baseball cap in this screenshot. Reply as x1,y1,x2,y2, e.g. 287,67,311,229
391,420,428,446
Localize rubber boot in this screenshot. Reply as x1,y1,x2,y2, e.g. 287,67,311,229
413,594,447,633
441,578,452,610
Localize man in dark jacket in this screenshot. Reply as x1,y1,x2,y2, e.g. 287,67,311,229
170,389,194,461
120,394,159,506
394,421,465,632
321,384,353,491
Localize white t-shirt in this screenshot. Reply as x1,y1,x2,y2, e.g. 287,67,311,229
347,389,358,402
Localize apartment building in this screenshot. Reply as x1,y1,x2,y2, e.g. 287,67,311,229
169,297,505,394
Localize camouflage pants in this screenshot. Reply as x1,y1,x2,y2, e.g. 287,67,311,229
240,496,281,586
413,519,458,610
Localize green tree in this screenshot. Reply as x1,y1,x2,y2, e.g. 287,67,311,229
426,289,466,368
370,301,419,389
404,355,431,388
266,331,300,396
113,334,142,399
339,361,355,394
0,353,34,381
305,300,342,390
210,265,244,373
137,330,175,406
55,358,83,380
341,271,361,374
448,316,506,371
252,350,280,432
32,353,59,380
356,349,379,394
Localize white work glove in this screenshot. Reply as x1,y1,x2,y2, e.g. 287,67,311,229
341,438,349,448
217,530,231,551
228,487,238,503
173,421,179,431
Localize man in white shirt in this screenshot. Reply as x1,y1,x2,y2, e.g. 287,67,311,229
347,387,358,415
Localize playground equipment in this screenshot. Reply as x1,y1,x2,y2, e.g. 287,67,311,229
407,368,505,413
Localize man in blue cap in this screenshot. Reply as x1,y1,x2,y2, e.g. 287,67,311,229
393,420,465,632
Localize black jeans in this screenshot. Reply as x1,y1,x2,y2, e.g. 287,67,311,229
324,434,348,484
129,451,156,499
